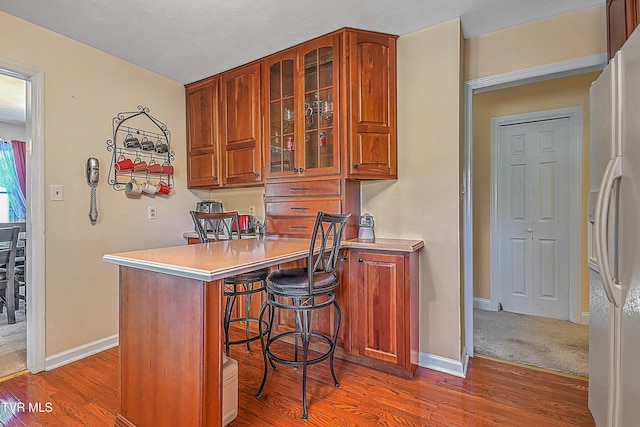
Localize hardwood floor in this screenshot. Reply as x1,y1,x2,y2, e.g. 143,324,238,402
0,330,594,426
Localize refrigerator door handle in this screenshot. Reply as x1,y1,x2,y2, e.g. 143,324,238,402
594,155,623,308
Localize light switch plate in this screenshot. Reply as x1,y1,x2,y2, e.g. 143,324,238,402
51,184,64,201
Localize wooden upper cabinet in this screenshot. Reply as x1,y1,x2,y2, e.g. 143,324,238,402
185,28,397,188
264,35,340,180
186,77,220,188
220,62,263,186
608,0,640,59
346,30,397,179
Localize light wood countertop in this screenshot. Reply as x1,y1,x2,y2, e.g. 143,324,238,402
344,238,425,252
103,236,424,282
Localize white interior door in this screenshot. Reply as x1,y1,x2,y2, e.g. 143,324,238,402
497,117,571,320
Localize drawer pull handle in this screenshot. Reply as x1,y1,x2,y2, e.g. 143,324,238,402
290,207,308,211
353,164,359,170
290,225,307,230
290,187,307,191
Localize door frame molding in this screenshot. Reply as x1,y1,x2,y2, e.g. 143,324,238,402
462,53,607,358
0,58,46,373
490,107,582,320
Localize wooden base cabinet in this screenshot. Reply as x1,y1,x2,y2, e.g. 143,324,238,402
347,248,419,378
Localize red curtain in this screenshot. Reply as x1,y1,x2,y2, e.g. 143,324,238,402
11,140,26,197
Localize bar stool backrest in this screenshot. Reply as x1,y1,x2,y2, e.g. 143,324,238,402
190,211,241,243
306,211,351,293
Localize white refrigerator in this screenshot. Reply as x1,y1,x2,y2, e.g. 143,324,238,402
589,26,640,427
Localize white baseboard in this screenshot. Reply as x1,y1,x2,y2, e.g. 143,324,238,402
581,312,589,325
419,351,468,378
473,297,493,311
45,334,119,371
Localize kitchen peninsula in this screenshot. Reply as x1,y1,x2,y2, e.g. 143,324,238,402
103,236,423,426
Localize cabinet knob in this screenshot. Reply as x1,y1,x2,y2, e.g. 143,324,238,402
353,164,359,170
358,257,363,263
254,172,260,177
293,168,299,173
213,176,218,181
299,168,304,173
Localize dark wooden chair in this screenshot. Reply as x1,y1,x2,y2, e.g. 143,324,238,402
256,211,351,420
190,210,270,356
0,226,20,324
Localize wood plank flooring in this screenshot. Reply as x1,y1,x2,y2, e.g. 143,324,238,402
0,330,594,426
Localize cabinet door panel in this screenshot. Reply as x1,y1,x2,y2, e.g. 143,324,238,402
264,50,299,179
353,251,405,365
188,152,219,187
348,31,397,179
186,78,218,152
221,63,262,186
301,35,340,177
186,77,219,187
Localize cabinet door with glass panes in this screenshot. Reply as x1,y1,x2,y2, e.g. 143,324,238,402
300,34,339,177
264,48,299,179
265,35,339,179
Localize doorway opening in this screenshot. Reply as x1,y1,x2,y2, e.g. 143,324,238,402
0,73,28,377
0,59,46,374
462,55,607,375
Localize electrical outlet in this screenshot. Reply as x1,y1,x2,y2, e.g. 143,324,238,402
148,206,157,220
249,206,255,215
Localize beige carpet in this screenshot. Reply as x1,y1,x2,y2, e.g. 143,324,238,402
0,301,27,379
473,308,588,377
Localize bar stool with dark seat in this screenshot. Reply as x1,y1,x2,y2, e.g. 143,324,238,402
190,210,270,356
255,211,351,420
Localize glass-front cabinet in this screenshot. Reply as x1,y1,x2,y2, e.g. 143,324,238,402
265,49,297,179
265,35,339,179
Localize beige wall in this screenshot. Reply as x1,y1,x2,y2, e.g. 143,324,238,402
0,12,216,356
465,5,606,81
362,19,463,361
472,72,601,314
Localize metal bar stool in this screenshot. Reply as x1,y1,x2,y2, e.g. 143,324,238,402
190,210,270,356
255,211,351,420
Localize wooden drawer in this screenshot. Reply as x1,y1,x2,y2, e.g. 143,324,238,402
266,217,318,236
266,199,341,217
265,179,341,198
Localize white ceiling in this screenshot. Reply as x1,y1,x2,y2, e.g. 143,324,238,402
0,0,604,123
